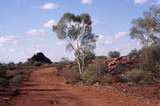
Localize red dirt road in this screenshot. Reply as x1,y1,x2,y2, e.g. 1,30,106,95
10,67,160,106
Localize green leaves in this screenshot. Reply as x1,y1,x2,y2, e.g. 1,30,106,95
130,4,160,46
52,13,98,74
53,12,96,49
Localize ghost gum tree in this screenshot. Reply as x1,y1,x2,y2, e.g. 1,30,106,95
53,13,98,74
130,5,160,46
130,5,160,79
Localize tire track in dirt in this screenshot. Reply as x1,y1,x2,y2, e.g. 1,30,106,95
10,67,160,106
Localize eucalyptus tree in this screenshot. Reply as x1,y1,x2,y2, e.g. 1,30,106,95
53,13,98,74
108,51,120,58
130,5,160,46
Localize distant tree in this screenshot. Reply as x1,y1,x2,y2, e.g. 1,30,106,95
8,62,15,66
130,5,160,46
128,48,140,58
7,62,16,70
53,13,98,74
95,56,107,60
108,51,120,58
60,57,70,63
84,51,95,64
17,62,23,66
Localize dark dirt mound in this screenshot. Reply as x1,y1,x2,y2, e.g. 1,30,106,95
27,52,52,64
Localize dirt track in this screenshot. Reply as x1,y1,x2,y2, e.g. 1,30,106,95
10,67,160,106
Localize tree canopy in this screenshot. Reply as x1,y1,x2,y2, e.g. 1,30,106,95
53,13,98,74
130,5,160,46
108,51,120,58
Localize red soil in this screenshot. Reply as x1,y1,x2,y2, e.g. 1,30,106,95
9,67,160,106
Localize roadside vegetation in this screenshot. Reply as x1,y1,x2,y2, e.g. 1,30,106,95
0,52,52,100
53,4,160,88
0,63,24,87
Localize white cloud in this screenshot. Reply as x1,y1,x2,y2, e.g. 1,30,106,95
134,0,148,4
8,48,16,53
114,31,128,39
41,3,59,10
104,40,114,44
43,20,57,28
26,29,46,36
0,36,18,45
115,48,120,51
132,0,159,4
81,0,93,4
98,35,104,41
97,35,114,45
56,41,64,45
97,31,128,45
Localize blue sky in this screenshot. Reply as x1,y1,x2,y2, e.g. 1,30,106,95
0,0,159,63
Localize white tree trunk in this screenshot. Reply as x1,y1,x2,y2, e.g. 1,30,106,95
81,54,85,74
76,58,82,74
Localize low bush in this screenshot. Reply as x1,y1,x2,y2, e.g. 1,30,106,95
62,65,81,84
7,62,16,70
126,68,153,84
9,75,24,85
53,62,66,70
140,45,160,80
128,48,140,59
0,70,6,77
108,51,120,58
5,70,19,78
81,60,106,85
0,62,26,87
33,62,43,67
100,74,114,85
53,70,61,76
81,65,98,84
0,77,8,86
114,74,128,83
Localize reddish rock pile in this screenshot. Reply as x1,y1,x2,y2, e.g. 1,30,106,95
104,56,143,74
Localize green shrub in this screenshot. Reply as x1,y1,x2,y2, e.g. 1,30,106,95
95,56,107,61
5,70,18,78
140,45,160,79
53,62,66,70
81,60,106,85
0,64,7,71
0,77,8,86
7,62,16,70
33,62,43,67
60,57,70,64
62,65,80,84
114,74,128,83
128,48,140,59
0,70,6,77
108,51,120,58
126,69,153,84
100,74,113,85
84,52,95,64
10,75,24,85
81,65,97,84
24,61,33,66
53,71,61,76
